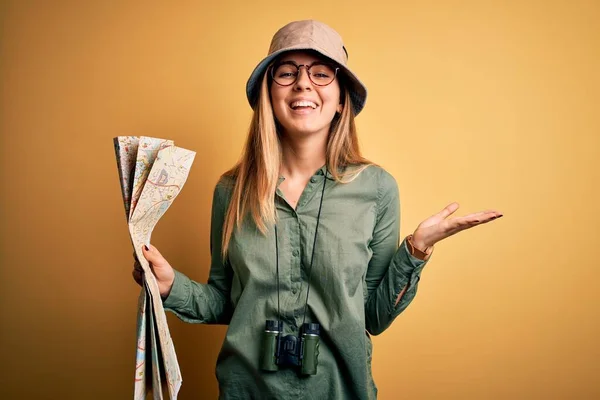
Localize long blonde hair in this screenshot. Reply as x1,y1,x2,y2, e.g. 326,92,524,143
221,70,372,257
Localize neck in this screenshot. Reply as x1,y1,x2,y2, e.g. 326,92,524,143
279,132,327,179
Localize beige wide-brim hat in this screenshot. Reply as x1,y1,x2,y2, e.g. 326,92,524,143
246,20,367,116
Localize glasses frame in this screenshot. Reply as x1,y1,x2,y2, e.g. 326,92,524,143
270,61,340,87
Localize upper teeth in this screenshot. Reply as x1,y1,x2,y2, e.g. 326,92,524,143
291,100,317,109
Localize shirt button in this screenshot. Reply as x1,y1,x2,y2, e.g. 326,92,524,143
310,177,317,183
292,249,299,257
291,287,297,294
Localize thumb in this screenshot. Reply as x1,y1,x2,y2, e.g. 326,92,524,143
141,244,163,264
435,202,460,219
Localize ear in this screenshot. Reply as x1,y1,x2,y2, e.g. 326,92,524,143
336,104,343,113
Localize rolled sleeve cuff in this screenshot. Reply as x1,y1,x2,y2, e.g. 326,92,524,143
391,238,431,309
162,270,191,311
400,238,429,275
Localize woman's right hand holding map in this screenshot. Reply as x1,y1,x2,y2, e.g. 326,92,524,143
133,245,175,298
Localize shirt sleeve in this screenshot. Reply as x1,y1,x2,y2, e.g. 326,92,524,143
162,179,234,324
364,171,429,335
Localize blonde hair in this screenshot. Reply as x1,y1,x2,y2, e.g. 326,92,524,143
221,70,372,257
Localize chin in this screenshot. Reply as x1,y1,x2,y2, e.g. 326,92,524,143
285,124,328,137
281,117,333,136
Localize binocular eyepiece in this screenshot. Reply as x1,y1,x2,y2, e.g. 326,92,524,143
260,320,320,375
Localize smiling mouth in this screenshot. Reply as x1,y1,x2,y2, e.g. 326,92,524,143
290,100,318,110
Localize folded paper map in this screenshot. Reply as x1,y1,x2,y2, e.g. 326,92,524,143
114,136,196,399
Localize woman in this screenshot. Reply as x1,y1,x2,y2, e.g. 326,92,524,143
133,20,502,399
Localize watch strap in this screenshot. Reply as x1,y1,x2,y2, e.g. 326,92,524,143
406,234,432,261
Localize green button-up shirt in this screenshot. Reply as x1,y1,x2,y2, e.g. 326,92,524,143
163,165,429,399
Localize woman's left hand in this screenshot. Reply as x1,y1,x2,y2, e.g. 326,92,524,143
411,202,503,251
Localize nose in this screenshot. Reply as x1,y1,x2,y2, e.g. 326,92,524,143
293,65,312,91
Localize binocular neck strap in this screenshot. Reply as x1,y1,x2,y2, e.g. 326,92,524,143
274,170,328,328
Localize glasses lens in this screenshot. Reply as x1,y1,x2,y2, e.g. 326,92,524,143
271,62,338,86
272,63,298,86
308,64,336,86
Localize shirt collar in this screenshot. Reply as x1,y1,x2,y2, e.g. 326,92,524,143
277,164,333,186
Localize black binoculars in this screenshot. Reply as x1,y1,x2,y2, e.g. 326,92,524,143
260,320,320,375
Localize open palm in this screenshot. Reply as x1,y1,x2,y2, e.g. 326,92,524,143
412,202,503,250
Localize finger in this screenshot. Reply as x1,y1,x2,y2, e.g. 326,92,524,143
435,202,460,220
468,211,503,224
133,252,143,267
142,243,163,262
448,212,503,233
132,269,144,286
441,217,480,237
142,244,171,274
478,213,503,224
463,210,495,219
433,211,504,244
464,210,503,219
133,262,144,272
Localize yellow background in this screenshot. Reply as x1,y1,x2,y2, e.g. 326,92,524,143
1,0,599,398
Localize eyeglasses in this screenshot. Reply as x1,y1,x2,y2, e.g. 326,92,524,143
271,61,339,87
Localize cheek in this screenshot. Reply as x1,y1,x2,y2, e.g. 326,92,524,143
269,87,287,119
321,85,341,111
321,92,341,115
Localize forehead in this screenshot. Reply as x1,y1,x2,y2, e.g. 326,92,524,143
275,50,330,65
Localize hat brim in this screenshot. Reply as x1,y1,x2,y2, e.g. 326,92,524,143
246,47,367,116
